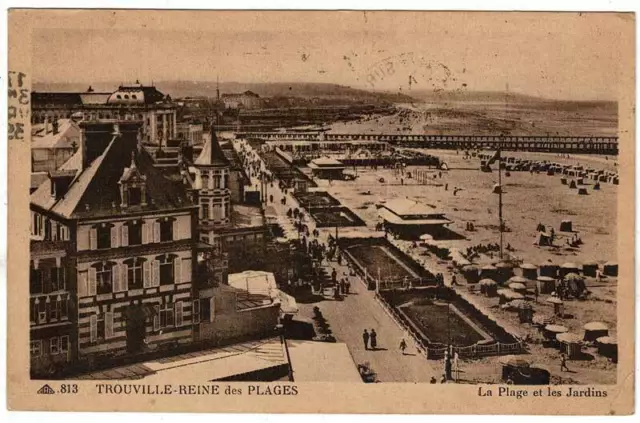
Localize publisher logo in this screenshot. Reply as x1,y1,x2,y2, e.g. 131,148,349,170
37,384,56,395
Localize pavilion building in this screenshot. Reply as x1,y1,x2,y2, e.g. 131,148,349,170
378,198,453,239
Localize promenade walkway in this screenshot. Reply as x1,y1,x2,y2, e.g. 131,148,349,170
233,139,439,382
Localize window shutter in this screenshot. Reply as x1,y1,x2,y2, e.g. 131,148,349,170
152,260,160,287
181,258,191,283
175,302,183,327
121,264,129,291
153,222,160,243
141,221,148,244
143,261,151,288
153,305,160,331
89,228,97,250
121,224,129,247
193,300,200,324
174,258,181,284
112,264,121,292
78,271,88,297
110,226,119,248
105,311,114,339
173,218,181,240
88,267,97,296
209,297,215,323
89,314,98,342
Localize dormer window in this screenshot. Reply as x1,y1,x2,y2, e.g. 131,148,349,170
128,187,142,206
118,152,147,208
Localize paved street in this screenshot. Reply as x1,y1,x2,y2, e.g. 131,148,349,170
233,139,439,382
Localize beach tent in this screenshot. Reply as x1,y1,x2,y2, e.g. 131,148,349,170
534,232,552,246
462,265,480,284
532,313,555,328
559,219,573,232
536,276,556,294
578,188,588,195
479,279,498,296
494,262,514,283
546,296,564,316
564,273,586,297
603,262,618,277
556,332,583,359
560,263,580,278
543,324,568,341
595,337,618,362
569,180,577,189
479,264,497,279
582,262,599,278
508,282,527,294
520,263,538,280
539,262,559,278
584,322,609,342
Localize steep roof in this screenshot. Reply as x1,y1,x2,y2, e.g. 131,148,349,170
194,127,230,167
31,119,80,150
30,125,193,219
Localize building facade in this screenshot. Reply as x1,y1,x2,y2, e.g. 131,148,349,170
31,82,178,146
30,122,199,375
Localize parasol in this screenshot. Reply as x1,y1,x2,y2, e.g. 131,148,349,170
546,296,563,304
584,322,608,331
508,282,527,291
544,324,568,333
556,332,582,343
508,276,529,284
499,355,531,367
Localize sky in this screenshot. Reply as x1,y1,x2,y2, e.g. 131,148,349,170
29,11,631,100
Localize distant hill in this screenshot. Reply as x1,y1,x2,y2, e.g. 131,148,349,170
32,81,415,104
412,89,616,112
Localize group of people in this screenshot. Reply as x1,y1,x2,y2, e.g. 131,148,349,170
362,329,378,350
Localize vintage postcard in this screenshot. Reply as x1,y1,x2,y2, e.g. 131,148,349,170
6,9,635,414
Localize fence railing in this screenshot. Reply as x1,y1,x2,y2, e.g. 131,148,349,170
374,292,524,360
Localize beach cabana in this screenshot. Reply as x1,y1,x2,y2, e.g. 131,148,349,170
560,262,580,278
532,314,554,328
462,265,480,284
479,264,497,280
479,279,498,296
543,324,568,341
595,337,618,362
556,332,583,358
494,262,514,283
584,322,609,342
520,263,538,280
539,262,559,278
508,282,527,294
546,296,564,316
582,262,599,278
559,219,573,232
536,276,556,294
603,262,618,277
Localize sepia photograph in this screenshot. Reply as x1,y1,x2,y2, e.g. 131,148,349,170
5,8,635,414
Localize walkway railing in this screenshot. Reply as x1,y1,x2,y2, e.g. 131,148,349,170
374,292,524,360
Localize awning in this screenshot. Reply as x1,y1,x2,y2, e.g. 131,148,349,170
277,290,299,315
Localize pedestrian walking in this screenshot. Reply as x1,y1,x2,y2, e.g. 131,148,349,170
370,329,378,350
399,338,407,355
331,268,337,284
534,285,539,302
362,329,370,350
346,279,351,294
560,353,570,372
451,275,458,286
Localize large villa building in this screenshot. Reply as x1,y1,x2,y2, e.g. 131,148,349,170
31,82,178,146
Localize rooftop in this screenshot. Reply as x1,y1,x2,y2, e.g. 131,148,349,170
31,123,194,219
